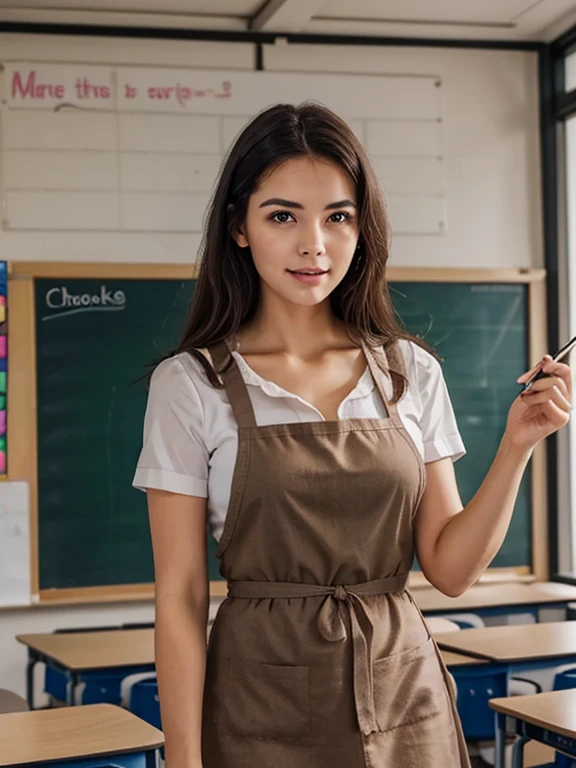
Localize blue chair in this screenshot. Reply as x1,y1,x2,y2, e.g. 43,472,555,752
453,666,509,740
553,668,576,691
128,679,163,762
129,679,161,731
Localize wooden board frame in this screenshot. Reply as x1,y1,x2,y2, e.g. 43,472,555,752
7,262,548,605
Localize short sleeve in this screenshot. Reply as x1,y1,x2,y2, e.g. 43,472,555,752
413,345,466,464
132,356,209,497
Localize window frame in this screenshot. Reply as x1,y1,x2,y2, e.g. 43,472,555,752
545,25,576,583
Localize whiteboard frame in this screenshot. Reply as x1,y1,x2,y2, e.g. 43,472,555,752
8,262,547,605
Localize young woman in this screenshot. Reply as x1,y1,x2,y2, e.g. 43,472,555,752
133,102,572,768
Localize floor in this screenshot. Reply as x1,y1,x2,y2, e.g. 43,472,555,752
468,740,555,767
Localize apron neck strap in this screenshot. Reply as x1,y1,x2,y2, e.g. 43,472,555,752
361,340,402,420
208,341,257,429
209,338,404,428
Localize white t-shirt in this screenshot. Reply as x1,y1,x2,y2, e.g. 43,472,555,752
133,339,466,542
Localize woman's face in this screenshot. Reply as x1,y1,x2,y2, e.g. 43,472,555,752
234,156,360,309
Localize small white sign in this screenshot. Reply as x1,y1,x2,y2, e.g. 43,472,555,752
0,481,31,606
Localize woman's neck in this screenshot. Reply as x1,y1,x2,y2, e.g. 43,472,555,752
238,298,352,359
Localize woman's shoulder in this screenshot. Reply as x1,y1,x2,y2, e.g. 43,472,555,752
391,339,445,402
151,350,199,382
394,338,441,374
150,350,217,400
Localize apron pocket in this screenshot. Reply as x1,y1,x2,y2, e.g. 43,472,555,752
373,636,444,732
223,659,310,740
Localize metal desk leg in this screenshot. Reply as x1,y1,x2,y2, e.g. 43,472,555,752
494,711,507,768
512,735,530,768
65,671,79,706
146,749,161,768
26,650,38,710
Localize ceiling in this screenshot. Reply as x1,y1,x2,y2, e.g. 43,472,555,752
0,0,575,42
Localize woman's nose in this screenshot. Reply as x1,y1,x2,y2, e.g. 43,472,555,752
298,231,326,256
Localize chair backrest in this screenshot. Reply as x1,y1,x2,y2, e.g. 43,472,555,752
129,679,161,731
453,667,509,741
553,667,576,692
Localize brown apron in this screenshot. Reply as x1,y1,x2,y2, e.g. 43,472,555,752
202,340,470,768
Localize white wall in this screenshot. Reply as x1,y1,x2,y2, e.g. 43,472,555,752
0,33,543,699
263,42,543,268
0,34,255,263
0,34,542,267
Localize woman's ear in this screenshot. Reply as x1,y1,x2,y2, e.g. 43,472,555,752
233,229,250,248
228,204,250,248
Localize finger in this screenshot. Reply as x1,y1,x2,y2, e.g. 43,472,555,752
541,360,573,396
517,356,550,383
523,374,570,399
544,399,572,422
522,382,573,413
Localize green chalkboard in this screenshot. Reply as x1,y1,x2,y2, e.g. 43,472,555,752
391,282,531,570
35,278,531,591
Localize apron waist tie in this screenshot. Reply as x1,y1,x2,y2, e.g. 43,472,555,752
227,574,409,736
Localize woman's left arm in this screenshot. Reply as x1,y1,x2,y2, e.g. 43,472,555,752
415,355,573,597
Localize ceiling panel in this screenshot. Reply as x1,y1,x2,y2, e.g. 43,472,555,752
0,0,262,14
317,0,542,25
0,0,573,41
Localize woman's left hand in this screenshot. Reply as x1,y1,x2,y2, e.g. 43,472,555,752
505,355,573,453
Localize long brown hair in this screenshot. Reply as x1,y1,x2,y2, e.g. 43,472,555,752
173,101,439,402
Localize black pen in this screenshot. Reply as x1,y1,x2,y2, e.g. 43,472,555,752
522,334,576,391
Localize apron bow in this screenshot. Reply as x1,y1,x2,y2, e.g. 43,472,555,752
227,574,409,736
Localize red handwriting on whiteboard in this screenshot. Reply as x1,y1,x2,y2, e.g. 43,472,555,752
146,81,232,106
12,70,65,99
75,77,111,99
10,70,232,105
11,70,111,101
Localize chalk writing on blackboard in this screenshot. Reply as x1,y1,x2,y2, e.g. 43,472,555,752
41,285,126,321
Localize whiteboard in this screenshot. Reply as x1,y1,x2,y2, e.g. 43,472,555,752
0,63,446,236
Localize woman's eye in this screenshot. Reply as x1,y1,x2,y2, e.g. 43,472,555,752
329,212,351,223
271,211,294,224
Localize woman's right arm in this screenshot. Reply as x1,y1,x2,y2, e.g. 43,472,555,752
147,488,209,768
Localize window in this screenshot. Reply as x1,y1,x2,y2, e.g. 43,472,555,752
551,33,576,580
567,115,576,567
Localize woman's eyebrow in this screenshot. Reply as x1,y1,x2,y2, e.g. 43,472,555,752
325,199,357,210
259,197,303,209
258,198,357,209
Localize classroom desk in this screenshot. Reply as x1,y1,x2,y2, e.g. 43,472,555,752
440,649,489,668
436,622,576,768
414,581,576,621
435,621,576,668
0,702,163,767
490,689,576,768
17,629,155,709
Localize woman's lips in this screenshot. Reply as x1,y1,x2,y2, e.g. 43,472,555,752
287,268,329,284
